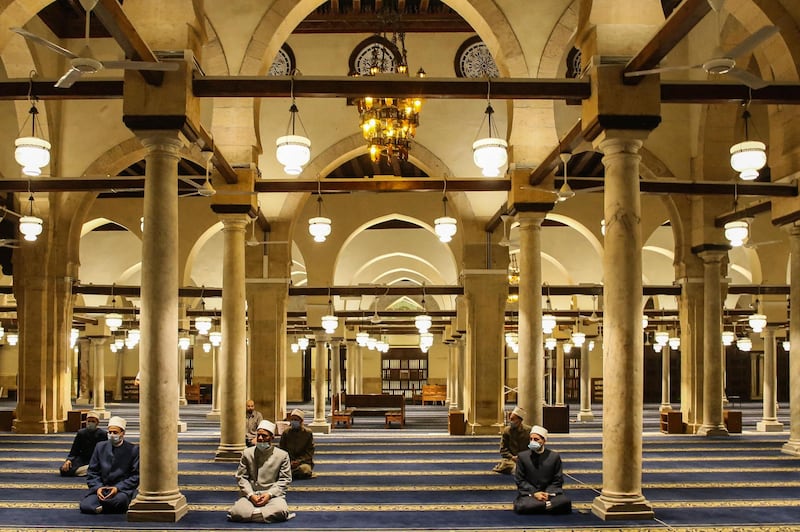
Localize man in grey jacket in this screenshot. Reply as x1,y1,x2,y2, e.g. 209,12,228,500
228,420,293,523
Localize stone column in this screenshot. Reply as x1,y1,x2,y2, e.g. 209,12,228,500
178,347,187,406
783,226,800,455
448,341,459,410
90,338,109,418
76,338,91,404
114,351,124,401
590,133,653,520
462,270,507,435
206,345,220,420
355,345,363,394
330,340,342,399
516,213,545,425
757,327,783,432
696,249,729,437
214,215,250,460
676,272,705,432
456,337,466,412
660,346,671,412
555,344,565,406
310,337,331,433
126,131,187,521
577,343,594,421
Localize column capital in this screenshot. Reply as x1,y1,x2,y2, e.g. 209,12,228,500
516,212,546,228
217,213,250,229
593,130,647,156
695,246,730,263
135,130,184,153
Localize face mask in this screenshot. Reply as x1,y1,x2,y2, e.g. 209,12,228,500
86,422,98,431
290,420,301,430
528,441,541,452
509,419,519,428
108,434,122,445
256,442,271,451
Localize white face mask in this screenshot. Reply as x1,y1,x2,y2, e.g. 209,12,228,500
108,433,123,445
256,442,271,451
86,422,98,431
528,441,541,452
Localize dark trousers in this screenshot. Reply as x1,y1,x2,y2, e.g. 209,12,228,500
513,493,571,515
79,490,131,514
59,458,88,477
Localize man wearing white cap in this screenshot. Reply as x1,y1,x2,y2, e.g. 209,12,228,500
513,425,571,515
493,406,531,474
228,419,294,523
60,411,106,477
279,409,315,479
79,416,140,514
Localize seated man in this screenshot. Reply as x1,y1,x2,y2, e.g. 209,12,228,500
60,411,106,477
279,408,315,479
228,420,293,523
513,425,571,515
493,406,531,474
245,399,263,447
79,416,140,514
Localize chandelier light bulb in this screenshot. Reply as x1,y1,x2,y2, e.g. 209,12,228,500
544,337,557,350
542,314,556,334
736,336,752,352
202,342,211,353
6,332,18,346
654,331,669,346
472,137,508,177
724,219,749,247
105,312,123,332
419,331,434,348
321,313,338,334
748,313,767,333
290,342,299,353
434,216,457,242
562,342,573,354
114,337,125,350
356,332,370,347
308,216,332,242
730,140,766,180
415,314,432,333
19,215,43,241
194,316,212,335
297,336,309,350
209,331,222,347
783,340,790,351
15,136,51,177
668,336,681,350
721,330,735,346
178,336,191,350
653,343,663,353
571,331,586,347
276,135,311,175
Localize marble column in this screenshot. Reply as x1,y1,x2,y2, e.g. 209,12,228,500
90,338,109,418
783,225,800,455
127,131,188,521
310,337,331,434
660,346,671,412
577,343,594,421
355,346,363,394
456,338,466,412
555,344,565,407
331,340,342,400
591,133,653,520
696,249,729,437
516,214,545,425
206,345,220,420
758,327,783,432
76,338,91,404
178,348,187,406
214,215,250,460
448,341,459,410
676,272,705,432
114,351,124,401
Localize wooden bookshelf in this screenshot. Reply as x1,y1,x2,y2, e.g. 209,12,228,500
381,348,428,401
660,411,683,434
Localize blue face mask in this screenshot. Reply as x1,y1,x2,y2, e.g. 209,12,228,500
528,441,541,452
86,422,98,431
108,433,122,446
290,420,301,430
256,442,271,451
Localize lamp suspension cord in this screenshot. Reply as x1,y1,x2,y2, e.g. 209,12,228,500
486,78,494,137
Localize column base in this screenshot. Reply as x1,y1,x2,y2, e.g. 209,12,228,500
12,419,49,434
93,409,111,420
215,444,244,462
179,399,188,406
468,422,504,436
577,410,594,422
177,420,187,433
205,410,221,421
781,439,800,456
756,420,784,432
591,493,654,521
127,493,188,522
309,421,331,434
697,424,729,437
659,404,672,413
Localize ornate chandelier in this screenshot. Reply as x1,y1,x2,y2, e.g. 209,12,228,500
353,32,424,162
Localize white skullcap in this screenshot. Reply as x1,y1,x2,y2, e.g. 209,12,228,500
511,406,526,420
108,416,127,431
530,425,548,440
85,411,100,421
257,420,276,435
290,409,305,420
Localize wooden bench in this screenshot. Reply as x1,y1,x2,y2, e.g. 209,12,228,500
341,393,405,426
385,411,403,428
421,384,447,405
330,393,353,429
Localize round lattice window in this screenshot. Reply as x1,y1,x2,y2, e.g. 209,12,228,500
269,44,295,76
455,36,499,78
349,35,401,76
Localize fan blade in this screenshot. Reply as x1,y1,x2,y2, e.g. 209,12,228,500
726,67,769,89
725,25,779,59
55,67,84,88
11,27,78,59
624,64,702,77
101,60,179,71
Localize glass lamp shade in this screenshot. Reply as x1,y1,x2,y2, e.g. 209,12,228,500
724,219,749,247
434,216,457,242
110,344,118,353
562,342,573,354
202,342,212,353
642,315,648,329
748,313,767,333
571,332,586,346
15,136,51,177
114,338,125,350
721,330,735,346
105,312,123,331
178,336,191,350
276,135,311,175
472,137,508,177
125,337,137,350
668,337,681,350
194,316,212,335
377,340,389,353
308,216,332,242
7,332,19,346
544,337,557,350
730,140,766,180
783,340,790,351
419,331,434,348
127,329,140,344
321,314,338,333
505,332,518,346
654,331,669,346
290,342,299,353
209,331,222,347
415,314,432,333
542,314,557,334
366,336,377,350
653,343,663,353
19,215,43,242
736,336,752,352
420,343,430,353
356,332,370,347
297,336,309,350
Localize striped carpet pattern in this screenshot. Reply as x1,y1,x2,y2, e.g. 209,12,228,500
0,402,798,530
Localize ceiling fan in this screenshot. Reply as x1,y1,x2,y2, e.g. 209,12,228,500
0,239,19,249
498,214,518,248
624,0,779,89
11,0,178,88
245,217,289,247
